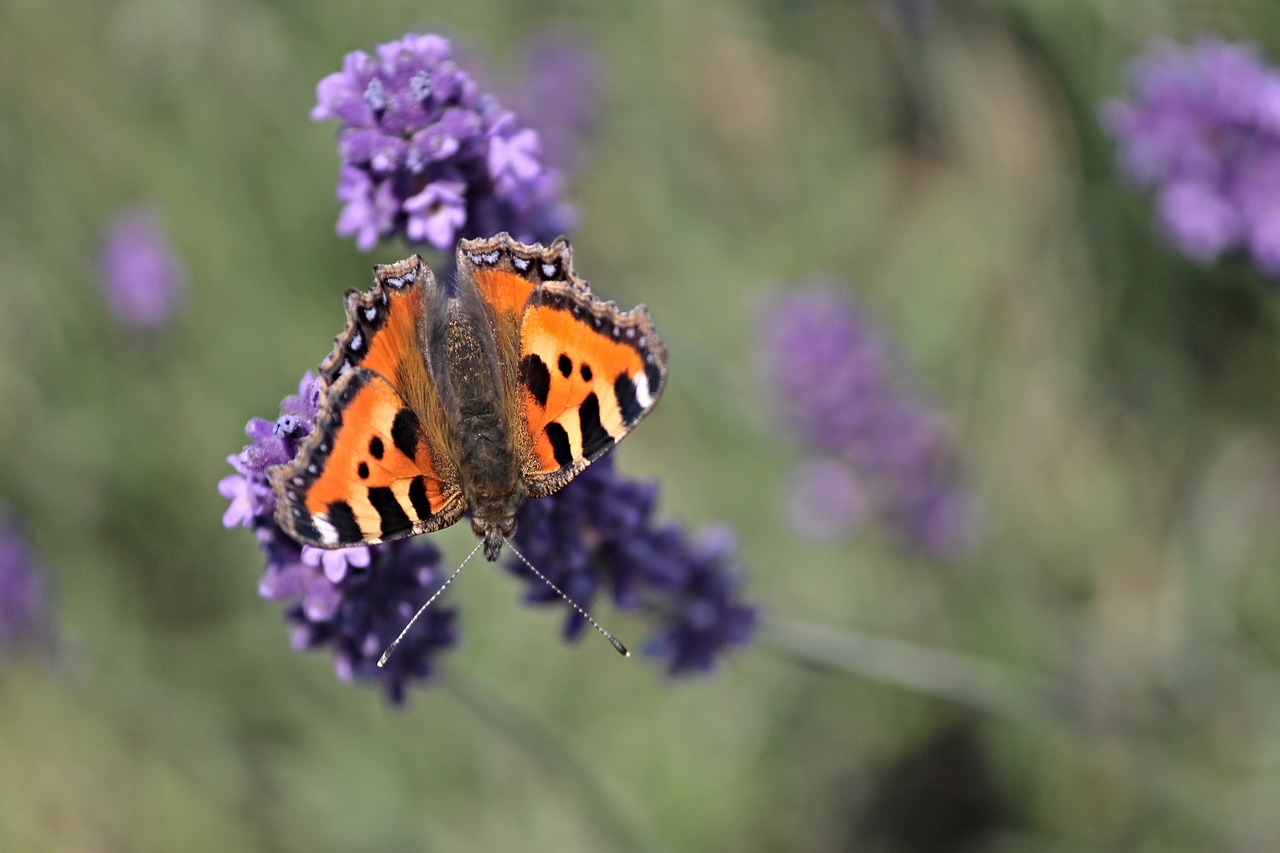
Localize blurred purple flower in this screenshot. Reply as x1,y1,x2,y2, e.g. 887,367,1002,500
765,288,973,557
1102,36,1280,275
220,372,457,703
507,455,757,675
98,206,186,329
787,458,866,542
508,33,602,171
0,512,48,660
313,33,574,254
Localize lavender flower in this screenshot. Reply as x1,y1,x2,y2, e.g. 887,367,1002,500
98,206,186,330
787,458,866,542
1102,36,1280,275
0,511,48,660
507,455,758,675
312,33,574,254
765,288,972,557
220,372,457,703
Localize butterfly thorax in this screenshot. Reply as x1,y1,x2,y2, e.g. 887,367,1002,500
433,296,526,560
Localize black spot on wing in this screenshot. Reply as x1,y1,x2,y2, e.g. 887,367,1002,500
579,393,615,459
557,353,573,377
545,422,574,467
357,462,369,480
391,408,420,460
368,436,384,460
614,372,643,426
326,501,364,545
292,515,321,544
580,363,593,382
520,353,551,407
408,476,433,521
367,486,412,538
645,363,663,398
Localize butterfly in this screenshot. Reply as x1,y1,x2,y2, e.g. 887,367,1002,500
270,232,668,563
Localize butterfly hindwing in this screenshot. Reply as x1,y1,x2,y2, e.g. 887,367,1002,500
516,282,667,497
272,368,466,546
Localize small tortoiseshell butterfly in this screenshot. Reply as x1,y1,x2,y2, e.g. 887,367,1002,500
270,232,668,563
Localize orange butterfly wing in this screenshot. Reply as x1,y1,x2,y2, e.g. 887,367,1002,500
271,257,465,547
517,284,666,495
456,233,668,499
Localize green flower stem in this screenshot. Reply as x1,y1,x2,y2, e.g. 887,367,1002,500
763,615,1076,728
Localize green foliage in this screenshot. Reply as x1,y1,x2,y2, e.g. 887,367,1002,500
4,0,1280,850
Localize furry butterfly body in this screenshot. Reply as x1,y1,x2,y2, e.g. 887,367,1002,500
270,233,668,561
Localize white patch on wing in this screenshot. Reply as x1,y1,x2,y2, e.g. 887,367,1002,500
314,517,339,547
634,371,654,409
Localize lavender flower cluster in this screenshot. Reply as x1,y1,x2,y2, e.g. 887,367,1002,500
219,373,458,703
509,455,756,675
1102,36,1280,275
765,288,971,557
312,33,574,253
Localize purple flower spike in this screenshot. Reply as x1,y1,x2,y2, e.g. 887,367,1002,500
765,287,974,558
787,458,866,542
506,455,758,674
313,32,574,252
0,511,48,661
645,527,757,676
1102,36,1280,276
98,206,186,330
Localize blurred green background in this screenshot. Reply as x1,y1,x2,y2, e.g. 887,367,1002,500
5,0,1280,850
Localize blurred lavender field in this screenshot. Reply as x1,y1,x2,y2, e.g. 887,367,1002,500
5,1,1280,850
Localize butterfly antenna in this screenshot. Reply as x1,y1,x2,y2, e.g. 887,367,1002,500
378,540,484,667
504,538,630,657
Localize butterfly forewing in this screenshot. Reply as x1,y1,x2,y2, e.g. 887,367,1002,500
322,256,428,387
272,368,465,546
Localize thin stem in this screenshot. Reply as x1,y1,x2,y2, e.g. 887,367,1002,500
763,615,1075,728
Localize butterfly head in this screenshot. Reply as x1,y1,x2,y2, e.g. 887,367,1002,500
466,469,526,561
473,515,516,561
